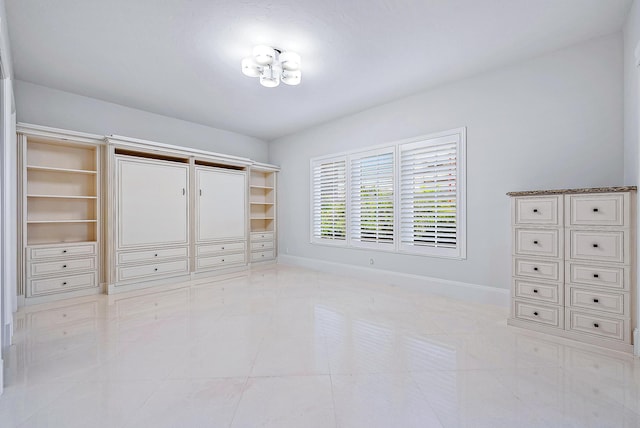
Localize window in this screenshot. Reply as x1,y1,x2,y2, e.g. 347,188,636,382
349,149,394,248
310,128,465,259
311,157,347,243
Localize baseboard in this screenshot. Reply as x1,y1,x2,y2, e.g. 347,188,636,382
278,254,509,307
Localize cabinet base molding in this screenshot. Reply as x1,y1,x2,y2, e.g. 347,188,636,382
508,317,634,354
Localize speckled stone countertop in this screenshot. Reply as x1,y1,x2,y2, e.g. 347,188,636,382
506,186,637,196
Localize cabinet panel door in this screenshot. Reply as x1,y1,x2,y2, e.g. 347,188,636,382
197,168,246,242
117,157,189,248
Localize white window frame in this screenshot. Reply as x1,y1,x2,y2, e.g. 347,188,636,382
309,127,466,260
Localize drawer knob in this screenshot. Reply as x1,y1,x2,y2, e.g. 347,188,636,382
62,282,67,285
533,209,538,213
222,247,225,250
533,267,539,271
533,311,539,316
63,250,67,253
593,323,600,328
154,268,158,271
593,273,599,278
155,253,158,257
222,259,225,262
592,243,599,248
533,240,539,245
593,208,599,212
533,289,538,293
593,298,599,303
62,265,67,268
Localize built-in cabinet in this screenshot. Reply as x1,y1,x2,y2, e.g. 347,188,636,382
508,188,637,353
18,124,278,303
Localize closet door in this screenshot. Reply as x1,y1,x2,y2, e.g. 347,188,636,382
196,167,246,242
117,157,189,248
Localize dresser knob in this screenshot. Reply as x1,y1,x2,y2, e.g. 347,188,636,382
533,312,539,316
533,289,538,293
593,208,599,212
593,323,599,328
533,267,539,271
533,240,539,245
155,253,158,257
62,282,67,285
62,265,67,268
222,247,225,250
593,273,599,278
63,250,67,253
533,209,538,213
222,259,225,262
154,268,158,271
593,298,599,303
592,243,598,248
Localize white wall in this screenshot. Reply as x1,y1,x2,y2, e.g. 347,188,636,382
269,34,624,291
14,80,269,162
624,0,640,185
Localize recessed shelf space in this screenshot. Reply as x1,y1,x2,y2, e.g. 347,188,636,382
28,197,96,222
27,170,97,197
27,140,97,171
27,222,97,245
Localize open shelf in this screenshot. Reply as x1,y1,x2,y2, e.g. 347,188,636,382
27,165,97,174
27,222,97,245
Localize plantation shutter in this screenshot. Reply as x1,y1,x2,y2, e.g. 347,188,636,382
399,134,462,257
311,157,347,243
349,149,394,248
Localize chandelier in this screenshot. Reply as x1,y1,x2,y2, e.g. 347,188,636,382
241,45,301,87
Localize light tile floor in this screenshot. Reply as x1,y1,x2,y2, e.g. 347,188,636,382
2,265,640,427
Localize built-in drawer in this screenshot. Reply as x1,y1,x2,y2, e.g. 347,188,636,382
252,240,274,251
513,228,561,258
513,257,562,282
566,286,628,316
28,243,97,260
513,196,561,226
118,247,188,265
566,193,627,227
566,262,628,291
251,232,274,242
28,257,96,277
512,300,563,328
28,301,98,328
196,252,246,270
29,272,98,297
116,259,189,283
513,278,562,305
567,229,627,264
566,309,628,342
251,250,275,262
197,241,246,257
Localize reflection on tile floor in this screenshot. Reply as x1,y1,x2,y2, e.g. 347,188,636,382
2,265,640,427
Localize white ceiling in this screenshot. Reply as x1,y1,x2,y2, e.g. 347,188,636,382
6,0,633,141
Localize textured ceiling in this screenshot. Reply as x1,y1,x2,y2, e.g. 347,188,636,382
6,0,633,140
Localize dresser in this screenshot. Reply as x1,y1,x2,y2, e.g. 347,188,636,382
507,187,637,353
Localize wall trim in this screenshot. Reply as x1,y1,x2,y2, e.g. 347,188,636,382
278,254,509,306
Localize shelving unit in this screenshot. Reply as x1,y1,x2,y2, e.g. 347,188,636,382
249,166,278,262
20,132,102,302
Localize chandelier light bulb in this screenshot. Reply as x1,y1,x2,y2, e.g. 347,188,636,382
241,45,301,88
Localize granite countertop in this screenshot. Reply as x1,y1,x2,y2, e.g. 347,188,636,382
506,186,637,196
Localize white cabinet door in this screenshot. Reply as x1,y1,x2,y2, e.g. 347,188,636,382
196,167,246,242
117,157,189,248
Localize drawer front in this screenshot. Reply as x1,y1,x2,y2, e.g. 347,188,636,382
566,309,628,342
513,228,561,258
251,250,275,262
196,252,246,269
251,232,274,242
252,240,274,251
566,286,628,315
197,241,246,257
513,279,562,305
116,259,189,282
513,196,561,226
512,300,563,328
568,230,627,264
28,243,97,260
29,257,96,277
118,247,188,265
567,193,626,227
30,272,98,297
566,262,628,290
513,257,562,281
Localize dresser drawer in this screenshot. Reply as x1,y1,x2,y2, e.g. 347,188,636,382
566,193,627,227
513,257,562,281
116,259,189,282
566,286,628,316
513,279,562,305
513,228,561,258
196,252,246,270
197,241,246,257
513,196,561,226
566,309,628,342
567,230,627,264
29,257,96,277
118,247,188,264
513,300,563,328
251,232,274,242
566,262,628,290
252,240,274,251
29,272,98,296
28,243,97,260
251,250,275,262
